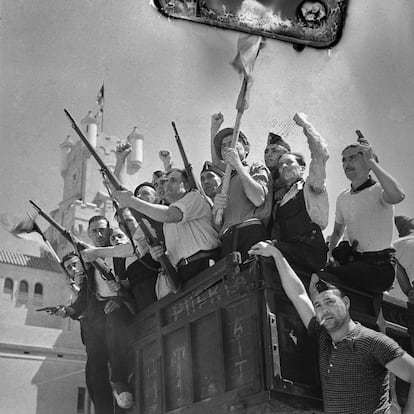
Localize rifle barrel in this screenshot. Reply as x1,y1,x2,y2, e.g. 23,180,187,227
64,109,122,190
29,200,71,242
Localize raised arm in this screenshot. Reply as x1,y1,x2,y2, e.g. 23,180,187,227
293,112,329,193
113,143,132,184
249,241,315,328
359,143,405,205
81,243,135,262
211,113,226,171
113,189,183,223
159,150,174,172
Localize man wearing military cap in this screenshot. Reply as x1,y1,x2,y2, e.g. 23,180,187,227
249,241,414,414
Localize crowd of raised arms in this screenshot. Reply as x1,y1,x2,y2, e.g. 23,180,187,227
53,112,414,414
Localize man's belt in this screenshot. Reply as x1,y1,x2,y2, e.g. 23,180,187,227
359,248,396,264
222,218,263,237
177,249,219,268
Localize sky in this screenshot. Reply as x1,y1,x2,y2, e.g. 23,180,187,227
1,0,414,256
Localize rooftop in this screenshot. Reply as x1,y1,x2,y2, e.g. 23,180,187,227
0,250,62,273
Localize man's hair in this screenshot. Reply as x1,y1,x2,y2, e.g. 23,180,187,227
342,143,360,154
88,215,109,228
167,168,189,183
134,181,156,197
61,251,78,264
280,152,306,168
342,143,379,162
152,170,166,181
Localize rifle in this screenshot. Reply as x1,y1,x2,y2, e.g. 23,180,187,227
29,200,116,281
171,121,199,191
36,306,64,315
64,109,181,293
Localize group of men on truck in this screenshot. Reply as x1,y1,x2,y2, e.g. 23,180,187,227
54,112,414,413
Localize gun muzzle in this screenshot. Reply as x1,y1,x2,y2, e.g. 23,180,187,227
29,200,41,213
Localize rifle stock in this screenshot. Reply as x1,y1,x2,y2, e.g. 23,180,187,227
137,219,181,293
64,111,181,293
29,200,116,281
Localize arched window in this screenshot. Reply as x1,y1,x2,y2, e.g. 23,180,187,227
33,282,43,305
3,278,13,295
34,283,43,295
19,280,29,294
17,280,29,304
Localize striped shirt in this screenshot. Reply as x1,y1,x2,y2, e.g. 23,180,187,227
308,317,404,413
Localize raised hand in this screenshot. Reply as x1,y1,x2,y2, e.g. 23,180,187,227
159,150,173,171
293,112,309,128
115,142,132,162
211,112,224,131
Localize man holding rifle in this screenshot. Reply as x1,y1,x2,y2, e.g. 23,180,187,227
114,168,220,285
61,217,134,413
82,205,160,311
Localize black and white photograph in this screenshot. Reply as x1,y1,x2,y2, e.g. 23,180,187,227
1,1,414,413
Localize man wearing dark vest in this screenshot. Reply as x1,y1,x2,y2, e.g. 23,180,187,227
269,112,329,276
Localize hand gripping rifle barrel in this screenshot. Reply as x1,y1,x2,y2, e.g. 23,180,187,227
64,109,181,293
29,200,116,281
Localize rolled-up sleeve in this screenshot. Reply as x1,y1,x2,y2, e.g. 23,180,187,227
303,123,329,229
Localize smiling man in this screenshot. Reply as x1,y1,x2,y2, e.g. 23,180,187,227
322,138,405,293
268,112,329,276
248,241,414,414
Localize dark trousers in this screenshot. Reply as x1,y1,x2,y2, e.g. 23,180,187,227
127,254,159,312
221,221,269,263
81,299,132,414
177,257,212,283
321,257,396,294
274,229,328,276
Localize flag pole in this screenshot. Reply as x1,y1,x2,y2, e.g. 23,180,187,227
215,78,248,226
214,35,263,227
101,107,104,133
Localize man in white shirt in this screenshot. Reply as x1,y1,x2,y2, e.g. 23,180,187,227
115,169,221,283
323,138,405,293
76,216,134,412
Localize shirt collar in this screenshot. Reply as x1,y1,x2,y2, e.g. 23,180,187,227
322,322,362,351
351,176,376,193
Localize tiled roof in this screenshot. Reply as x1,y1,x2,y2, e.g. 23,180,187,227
0,250,62,273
